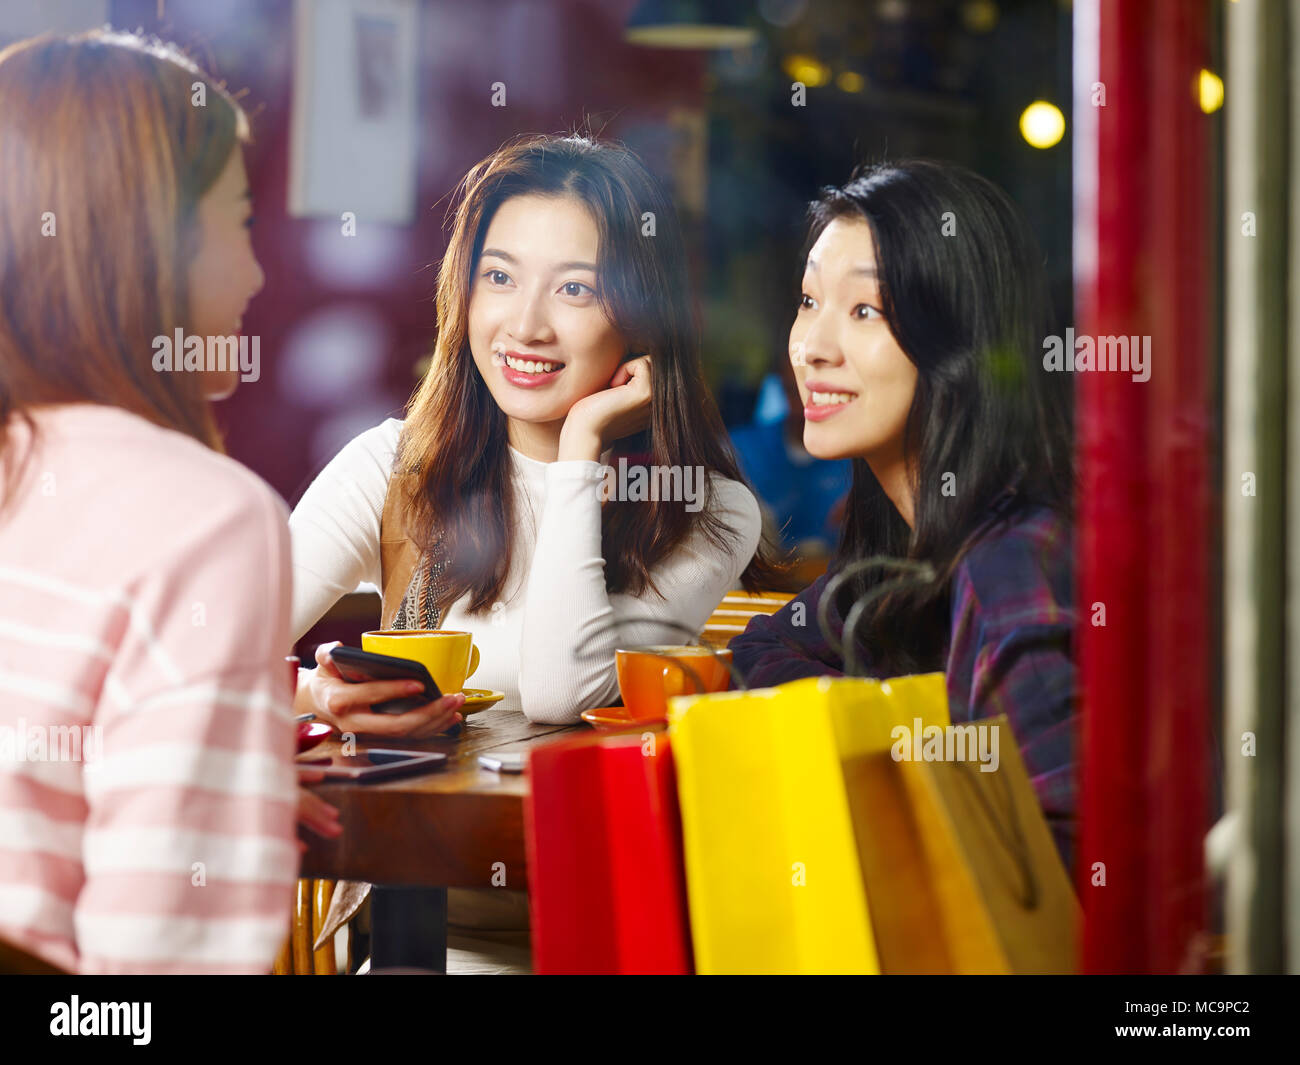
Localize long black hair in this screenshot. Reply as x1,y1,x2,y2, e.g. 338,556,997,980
806,159,1073,674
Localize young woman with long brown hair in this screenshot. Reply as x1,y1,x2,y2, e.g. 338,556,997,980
0,30,342,972
291,134,768,731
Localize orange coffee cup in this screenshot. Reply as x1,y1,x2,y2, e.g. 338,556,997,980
615,645,733,723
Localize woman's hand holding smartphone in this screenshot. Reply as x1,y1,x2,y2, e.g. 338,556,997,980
306,641,465,739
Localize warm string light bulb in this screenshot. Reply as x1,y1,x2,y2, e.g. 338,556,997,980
1020,100,1065,149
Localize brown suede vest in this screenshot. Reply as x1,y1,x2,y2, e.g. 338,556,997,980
378,473,422,629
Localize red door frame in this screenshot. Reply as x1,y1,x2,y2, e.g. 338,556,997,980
1075,0,1213,973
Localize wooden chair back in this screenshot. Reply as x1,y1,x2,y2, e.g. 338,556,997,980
700,590,795,649
273,878,340,974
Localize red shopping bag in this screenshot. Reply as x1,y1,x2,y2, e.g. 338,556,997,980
525,731,692,974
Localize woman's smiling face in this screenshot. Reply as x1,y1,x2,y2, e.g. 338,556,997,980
468,193,627,435
789,215,918,465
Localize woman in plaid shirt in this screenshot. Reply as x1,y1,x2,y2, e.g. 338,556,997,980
729,160,1077,873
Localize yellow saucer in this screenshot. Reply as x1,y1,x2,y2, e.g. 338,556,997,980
460,688,505,714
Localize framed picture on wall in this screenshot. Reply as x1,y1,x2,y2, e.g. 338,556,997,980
288,0,418,225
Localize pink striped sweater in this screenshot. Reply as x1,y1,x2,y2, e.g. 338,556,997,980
0,404,298,974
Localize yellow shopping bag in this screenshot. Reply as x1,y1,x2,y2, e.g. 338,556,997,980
845,715,1079,974
667,673,950,975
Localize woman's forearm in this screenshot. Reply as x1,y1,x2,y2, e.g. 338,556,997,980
518,466,761,722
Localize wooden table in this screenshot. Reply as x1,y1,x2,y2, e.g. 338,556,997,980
297,708,587,972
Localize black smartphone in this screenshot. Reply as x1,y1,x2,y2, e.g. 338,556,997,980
328,645,442,714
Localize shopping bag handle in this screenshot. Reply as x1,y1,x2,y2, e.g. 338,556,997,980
818,557,938,677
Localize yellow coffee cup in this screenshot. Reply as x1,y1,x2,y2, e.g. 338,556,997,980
361,629,480,694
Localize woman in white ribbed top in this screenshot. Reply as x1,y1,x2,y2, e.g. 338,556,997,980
291,135,770,734
289,418,760,721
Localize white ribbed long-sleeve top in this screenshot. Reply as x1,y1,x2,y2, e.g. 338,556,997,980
288,419,761,723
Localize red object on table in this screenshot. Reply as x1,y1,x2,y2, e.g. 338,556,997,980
1075,0,1212,972
525,732,693,974
296,721,332,753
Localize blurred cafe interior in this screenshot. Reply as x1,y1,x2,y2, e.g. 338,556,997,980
0,0,1297,991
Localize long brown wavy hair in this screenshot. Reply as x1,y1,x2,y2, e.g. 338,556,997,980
398,134,778,613
0,29,247,500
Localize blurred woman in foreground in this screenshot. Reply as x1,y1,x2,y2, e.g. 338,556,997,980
0,30,344,973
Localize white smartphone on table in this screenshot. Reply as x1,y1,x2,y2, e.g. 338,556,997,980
478,752,526,774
